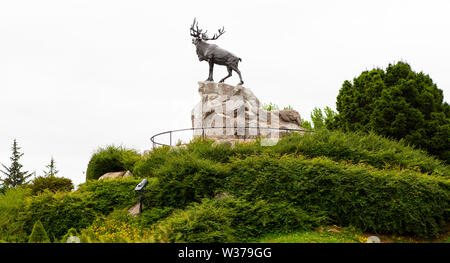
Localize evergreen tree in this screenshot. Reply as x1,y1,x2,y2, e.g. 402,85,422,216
0,139,34,188
43,157,58,177
28,220,50,243
335,62,450,162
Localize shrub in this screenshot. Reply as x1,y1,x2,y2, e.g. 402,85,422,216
21,191,98,241
86,145,141,180
0,186,31,242
153,199,236,243
224,154,450,238
78,177,151,214
185,137,265,163
79,210,152,243
135,207,174,227
222,198,323,240
132,146,175,178
31,176,74,195
28,220,50,243
273,129,449,176
152,197,322,243
148,153,229,208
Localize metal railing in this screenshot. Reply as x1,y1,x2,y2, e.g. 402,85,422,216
150,126,312,148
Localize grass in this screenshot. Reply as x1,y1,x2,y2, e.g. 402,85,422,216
256,225,450,243
256,226,362,243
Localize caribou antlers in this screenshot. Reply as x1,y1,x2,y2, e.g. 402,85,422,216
190,18,225,41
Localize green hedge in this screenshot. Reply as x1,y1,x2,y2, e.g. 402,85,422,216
86,145,141,180
224,154,449,238
132,146,176,178
21,192,98,241
152,197,322,242
147,153,229,208
157,129,449,176
78,177,153,214
272,129,449,176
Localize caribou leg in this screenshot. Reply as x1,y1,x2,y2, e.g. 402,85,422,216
206,60,214,81
232,66,244,85
219,67,232,83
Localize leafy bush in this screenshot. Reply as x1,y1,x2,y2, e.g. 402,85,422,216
21,191,98,241
78,177,151,214
273,129,449,176
148,153,229,208
135,207,174,227
31,176,74,195
0,186,31,242
86,145,141,180
79,210,152,243
185,137,266,163
173,129,449,176
152,197,322,243
132,146,175,178
225,154,449,238
28,220,50,243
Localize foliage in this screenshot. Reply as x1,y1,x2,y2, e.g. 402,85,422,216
148,153,229,208
272,129,449,176
86,145,141,180
79,210,152,243
257,226,363,243
2,125,450,243
21,191,98,241
310,107,338,130
0,186,31,242
263,103,295,111
184,137,265,163
335,62,450,162
301,120,313,130
30,175,74,195
222,198,323,240
78,177,150,214
0,139,34,188
262,102,279,111
135,207,174,227
42,157,58,177
28,220,50,243
152,197,322,243
132,146,175,178
224,154,449,238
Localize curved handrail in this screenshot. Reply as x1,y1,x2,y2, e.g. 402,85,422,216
150,126,312,148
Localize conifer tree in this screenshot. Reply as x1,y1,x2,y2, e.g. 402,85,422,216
43,157,58,177
28,220,50,243
0,139,34,188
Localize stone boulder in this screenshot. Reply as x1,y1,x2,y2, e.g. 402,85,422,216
128,201,141,216
191,81,307,142
98,170,134,180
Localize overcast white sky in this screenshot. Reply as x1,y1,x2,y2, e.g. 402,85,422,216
1,0,449,186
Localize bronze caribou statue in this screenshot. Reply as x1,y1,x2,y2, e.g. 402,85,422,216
190,18,244,85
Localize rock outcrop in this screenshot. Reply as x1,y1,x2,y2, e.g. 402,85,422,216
191,81,307,143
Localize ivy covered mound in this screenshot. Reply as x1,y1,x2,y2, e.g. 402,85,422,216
1,129,449,243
